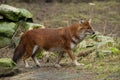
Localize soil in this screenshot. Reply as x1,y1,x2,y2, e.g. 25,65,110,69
9,67,97,80
0,47,97,80
0,62,98,80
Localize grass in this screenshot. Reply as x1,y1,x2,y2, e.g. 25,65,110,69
76,50,120,79
75,36,120,79
72,53,120,79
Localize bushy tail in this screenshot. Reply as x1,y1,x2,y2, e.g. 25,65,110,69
12,40,25,63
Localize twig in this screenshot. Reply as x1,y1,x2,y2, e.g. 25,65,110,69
0,46,9,50
103,20,107,35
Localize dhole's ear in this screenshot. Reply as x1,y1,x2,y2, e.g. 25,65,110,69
79,19,85,24
88,19,92,24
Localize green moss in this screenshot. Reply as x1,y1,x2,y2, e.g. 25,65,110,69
22,22,45,30
0,58,16,68
0,36,11,47
0,22,18,37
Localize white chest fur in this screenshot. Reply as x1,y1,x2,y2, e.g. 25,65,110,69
70,42,77,49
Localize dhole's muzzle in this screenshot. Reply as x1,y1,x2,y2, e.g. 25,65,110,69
86,29,95,35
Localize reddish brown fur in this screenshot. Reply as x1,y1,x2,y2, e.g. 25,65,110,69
12,19,95,67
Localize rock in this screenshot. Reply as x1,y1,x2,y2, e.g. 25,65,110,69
19,8,33,22
0,22,18,47
23,22,45,31
0,22,18,37
0,4,20,21
0,58,16,67
0,4,33,21
0,58,19,77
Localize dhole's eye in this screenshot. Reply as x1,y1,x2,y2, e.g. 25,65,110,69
88,27,91,29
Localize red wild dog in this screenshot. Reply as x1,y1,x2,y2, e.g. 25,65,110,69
12,19,95,68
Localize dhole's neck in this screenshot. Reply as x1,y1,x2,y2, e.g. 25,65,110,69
68,23,80,36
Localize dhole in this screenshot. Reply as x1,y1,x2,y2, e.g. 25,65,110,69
12,19,95,68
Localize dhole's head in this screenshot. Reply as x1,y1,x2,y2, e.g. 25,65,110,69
79,19,95,35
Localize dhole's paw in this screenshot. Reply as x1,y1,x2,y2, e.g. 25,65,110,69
25,65,33,68
74,63,84,66
73,60,84,66
54,64,62,68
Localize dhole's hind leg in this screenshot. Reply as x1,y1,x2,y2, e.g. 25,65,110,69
23,45,34,68
32,46,41,67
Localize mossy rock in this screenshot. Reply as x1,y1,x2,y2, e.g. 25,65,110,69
0,58,18,77
19,8,33,19
23,22,45,31
0,22,18,37
0,58,16,67
0,4,20,21
0,4,33,21
0,36,11,48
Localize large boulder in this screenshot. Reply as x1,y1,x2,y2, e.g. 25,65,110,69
0,22,18,37
18,8,32,21
0,4,20,21
0,22,18,47
0,58,16,68
0,58,18,77
0,4,33,21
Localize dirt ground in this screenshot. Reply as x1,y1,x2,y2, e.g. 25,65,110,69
0,58,98,80
0,47,97,80
0,64,98,80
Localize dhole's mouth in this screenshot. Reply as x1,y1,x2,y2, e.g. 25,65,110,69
85,31,95,35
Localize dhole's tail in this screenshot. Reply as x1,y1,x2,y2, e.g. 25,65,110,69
12,40,25,63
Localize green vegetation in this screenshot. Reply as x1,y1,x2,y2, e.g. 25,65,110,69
75,36,120,79
79,54,120,80
0,58,17,76
0,58,16,68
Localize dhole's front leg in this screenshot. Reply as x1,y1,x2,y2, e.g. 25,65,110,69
66,49,84,66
